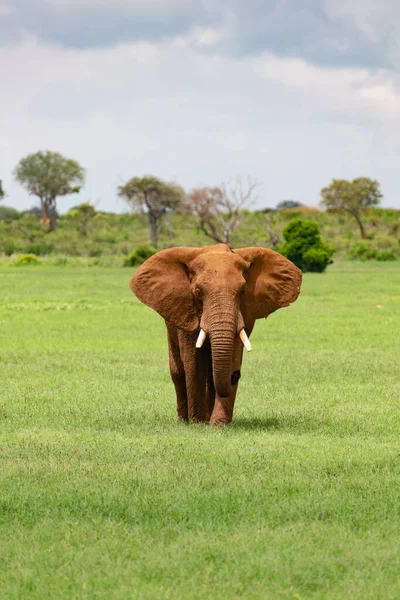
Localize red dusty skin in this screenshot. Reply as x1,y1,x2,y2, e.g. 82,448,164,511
205,294,238,399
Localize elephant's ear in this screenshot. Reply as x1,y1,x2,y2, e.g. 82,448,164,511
129,247,202,332
235,247,302,320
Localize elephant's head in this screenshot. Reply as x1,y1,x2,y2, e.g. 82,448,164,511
130,244,302,398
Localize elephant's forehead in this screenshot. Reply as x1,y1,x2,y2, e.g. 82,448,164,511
190,252,247,275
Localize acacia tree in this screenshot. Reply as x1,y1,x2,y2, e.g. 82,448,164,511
321,178,382,239
186,178,259,245
14,151,85,231
118,175,185,247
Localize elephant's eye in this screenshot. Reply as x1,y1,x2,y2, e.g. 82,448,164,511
194,287,202,299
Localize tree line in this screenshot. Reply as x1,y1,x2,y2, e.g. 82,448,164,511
1,150,384,248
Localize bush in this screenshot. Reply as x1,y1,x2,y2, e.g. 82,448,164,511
2,241,19,256
280,220,335,273
52,255,70,267
123,244,157,267
302,246,334,272
24,242,53,256
349,242,377,261
11,253,42,266
0,206,20,221
376,250,397,261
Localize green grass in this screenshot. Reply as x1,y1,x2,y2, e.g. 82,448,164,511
0,262,399,599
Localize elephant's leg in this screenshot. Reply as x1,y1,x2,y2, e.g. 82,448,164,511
167,327,188,422
210,341,244,426
178,331,209,423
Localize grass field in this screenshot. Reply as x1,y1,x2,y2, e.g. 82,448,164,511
0,262,399,599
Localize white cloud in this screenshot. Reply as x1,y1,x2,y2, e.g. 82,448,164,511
0,1,13,16
253,53,400,120
1,33,400,212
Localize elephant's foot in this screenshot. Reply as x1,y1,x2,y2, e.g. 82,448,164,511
209,397,233,427
188,408,210,424
187,397,211,424
176,403,188,422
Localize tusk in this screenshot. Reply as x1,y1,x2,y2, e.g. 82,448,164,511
196,329,207,349
239,329,252,352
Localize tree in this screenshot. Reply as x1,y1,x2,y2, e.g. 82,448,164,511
0,180,4,200
117,176,185,247
13,151,85,231
276,200,301,210
320,178,382,239
186,178,259,245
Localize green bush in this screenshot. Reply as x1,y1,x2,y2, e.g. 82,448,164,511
302,246,334,272
52,256,70,267
349,242,378,261
24,242,53,256
123,244,157,267
280,220,335,273
11,253,42,266
376,250,397,261
2,241,19,256
0,206,20,221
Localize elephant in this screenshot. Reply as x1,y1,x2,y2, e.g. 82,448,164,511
130,243,302,426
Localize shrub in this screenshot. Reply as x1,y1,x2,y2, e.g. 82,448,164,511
280,220,335,273
349,242,377,261
11,253,42,266
0,206,20,221
376,250,397,261
52,255,70,267
123,244,157,267
24,242,53,256
2,241,19,256
302,246,334,272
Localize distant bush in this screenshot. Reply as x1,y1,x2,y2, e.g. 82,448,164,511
11,253,42,266
2,241,19,256
123,245,157,267
52,255,70,267
376,250,397,261
0,206,20,221
349,242,377,261
24,242,53,256
349,241,398,261
276,200,302,210
280,220,335,273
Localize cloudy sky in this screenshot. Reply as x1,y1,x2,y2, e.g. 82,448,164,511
1,0,400,212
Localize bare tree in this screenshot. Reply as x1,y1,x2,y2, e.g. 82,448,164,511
186,177,259,245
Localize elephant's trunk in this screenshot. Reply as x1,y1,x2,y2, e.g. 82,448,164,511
207,302,236,398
